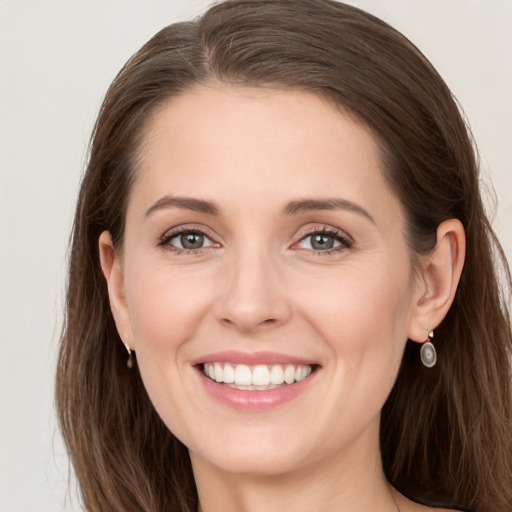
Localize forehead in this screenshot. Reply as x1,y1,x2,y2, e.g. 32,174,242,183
130,85,401,224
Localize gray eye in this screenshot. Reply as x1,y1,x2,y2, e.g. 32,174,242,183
310,234,335,250
293,229,352,253
166,230,217,250
180,232,204,249
297,233,342,251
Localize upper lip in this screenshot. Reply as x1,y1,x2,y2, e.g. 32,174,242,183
191,350,318,367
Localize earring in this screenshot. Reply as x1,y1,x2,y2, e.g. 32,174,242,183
420,329,436,368
124,337,135,369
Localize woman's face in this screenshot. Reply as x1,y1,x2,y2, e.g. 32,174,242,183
104,86,425,477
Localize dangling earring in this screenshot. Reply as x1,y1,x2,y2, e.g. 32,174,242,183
420,329,436,368
124,337,135,369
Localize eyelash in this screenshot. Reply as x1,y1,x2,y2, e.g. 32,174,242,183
158,226,219,255
157,225,353,255
294,226,353,255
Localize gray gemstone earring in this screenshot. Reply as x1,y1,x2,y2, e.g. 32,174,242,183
420,329,436,368
124,336,135,369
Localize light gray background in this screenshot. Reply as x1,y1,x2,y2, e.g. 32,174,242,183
1,1,511,511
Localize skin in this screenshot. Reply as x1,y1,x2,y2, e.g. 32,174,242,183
100,86,465,512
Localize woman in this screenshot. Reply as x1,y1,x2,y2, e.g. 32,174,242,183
56,1,512,511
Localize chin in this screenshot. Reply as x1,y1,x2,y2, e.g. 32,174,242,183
191,443,311,477
186,418,338,479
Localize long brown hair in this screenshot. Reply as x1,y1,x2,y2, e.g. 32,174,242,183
56,1,512,511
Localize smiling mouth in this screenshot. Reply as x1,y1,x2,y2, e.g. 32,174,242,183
202,363,315,390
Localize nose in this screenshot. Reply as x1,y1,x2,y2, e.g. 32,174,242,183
214,247,292,335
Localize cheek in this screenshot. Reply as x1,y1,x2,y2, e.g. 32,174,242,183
122,263,214,435
125,263,212,353
297,263,413,369
121,262,217,425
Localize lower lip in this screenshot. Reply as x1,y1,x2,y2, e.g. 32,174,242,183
197,369,317,411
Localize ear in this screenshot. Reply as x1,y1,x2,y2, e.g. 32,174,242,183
98,231,134,350
407,219,466,343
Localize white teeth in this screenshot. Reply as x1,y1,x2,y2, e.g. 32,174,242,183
214,362,223,382
223,363,235,383
252,365,270,386
270,365,285,385
284,365,296,384
234,364,252,386
203,362,313,388
295,365,312,382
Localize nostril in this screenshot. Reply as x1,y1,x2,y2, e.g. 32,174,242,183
220,316,277,334
214,280,292,333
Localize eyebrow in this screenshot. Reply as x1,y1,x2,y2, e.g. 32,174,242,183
144,195,220,218
144,194,374,224
282,198,375,224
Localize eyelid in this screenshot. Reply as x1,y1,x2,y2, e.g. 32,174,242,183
157,223,352,254
158,224,221,250
291,225,354,251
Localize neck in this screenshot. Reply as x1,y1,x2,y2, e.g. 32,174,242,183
192,427,398,512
